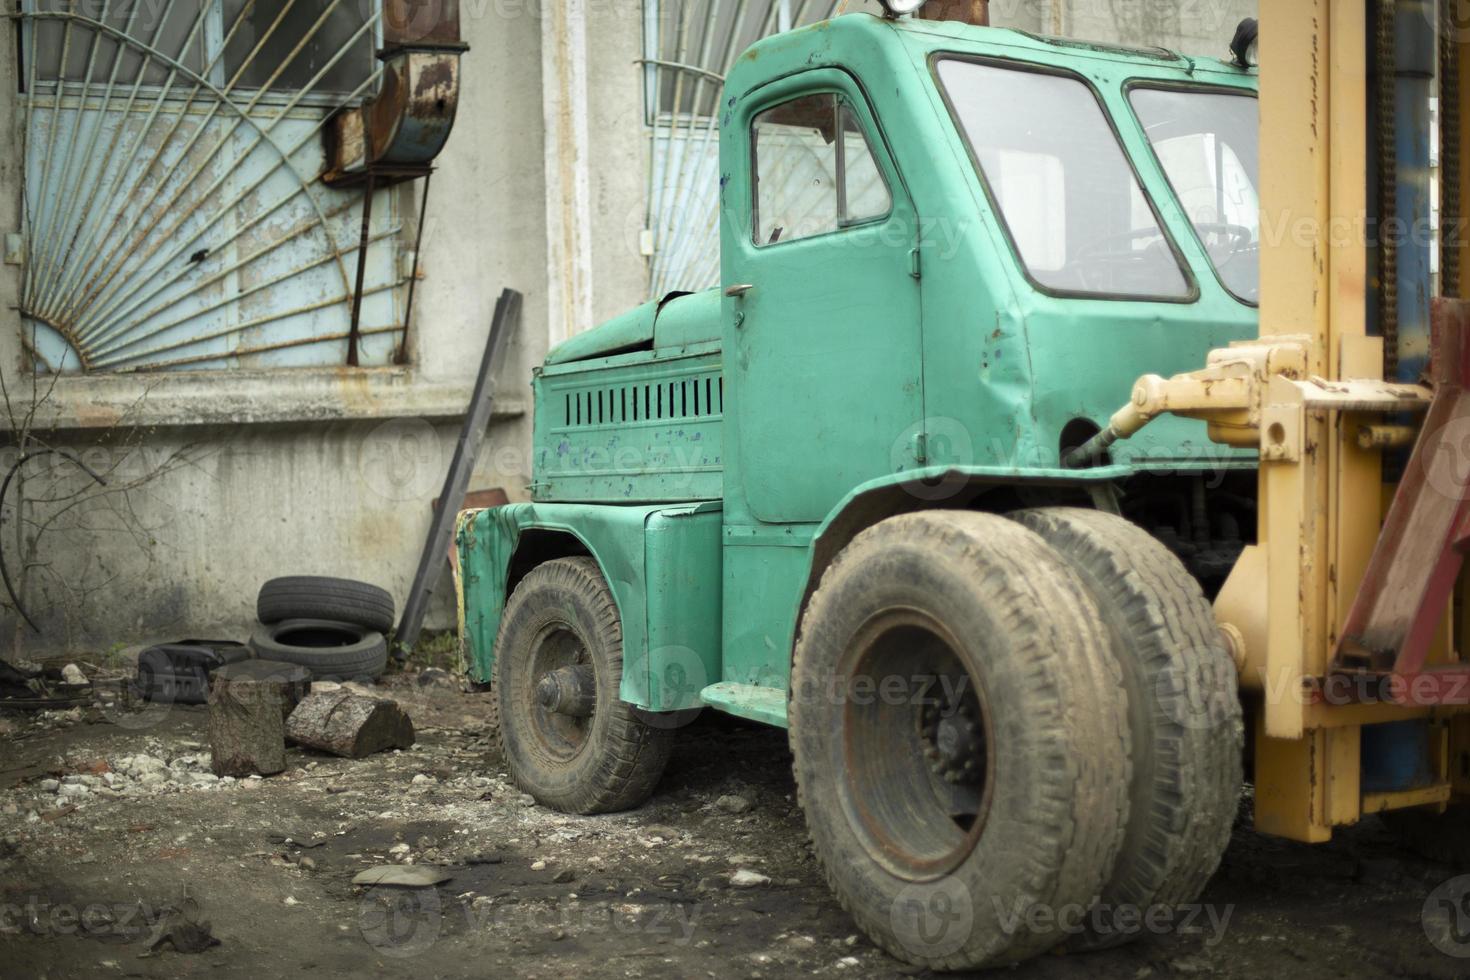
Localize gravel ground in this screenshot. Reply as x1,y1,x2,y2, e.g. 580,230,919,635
2,669,1468,979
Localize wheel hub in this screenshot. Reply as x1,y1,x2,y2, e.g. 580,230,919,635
837,612,994,879
536,663,596,717
921,699,985,784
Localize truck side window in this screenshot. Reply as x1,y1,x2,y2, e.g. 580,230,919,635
750,93,892,247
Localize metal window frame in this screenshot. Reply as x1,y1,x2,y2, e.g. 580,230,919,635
12,0,413,375
931,51,1202,306
18,0,385,108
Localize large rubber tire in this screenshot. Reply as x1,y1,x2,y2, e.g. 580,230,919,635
790,511,1131,971
1011,507,1243,949
257,576,395,634
248,619,388,680
491,557,672,814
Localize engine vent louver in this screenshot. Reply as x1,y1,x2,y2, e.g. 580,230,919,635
564,374,723,427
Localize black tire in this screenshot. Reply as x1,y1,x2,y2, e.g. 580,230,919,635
1383,806,1470,867
248,619,388,680
491,557,672,814
257,576,395,634
1011,507,1243,950
789,511,1131,971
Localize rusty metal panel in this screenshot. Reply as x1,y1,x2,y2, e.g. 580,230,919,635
368,51,460,166
383,0,463,49
324,0,464,186
1332,298,1470,704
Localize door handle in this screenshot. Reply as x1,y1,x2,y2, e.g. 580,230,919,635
724,283,755,298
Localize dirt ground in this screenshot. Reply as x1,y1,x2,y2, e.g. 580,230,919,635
2,668,1469,980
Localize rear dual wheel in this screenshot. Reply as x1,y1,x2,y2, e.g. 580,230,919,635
790,508,1242,970
790,511,1132,969
1014,508,1243,949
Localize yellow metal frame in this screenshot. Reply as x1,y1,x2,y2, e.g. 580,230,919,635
1243,0,1469,841
1099,0,1470,842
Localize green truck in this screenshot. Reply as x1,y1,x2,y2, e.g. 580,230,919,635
458,12,1258,970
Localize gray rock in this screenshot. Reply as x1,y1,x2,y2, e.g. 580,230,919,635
60,664,86,685
57,783,89,798
353,865,452,887
715,794,753,815
1169,955,1212,975
39,779,60,793
417,668,457,689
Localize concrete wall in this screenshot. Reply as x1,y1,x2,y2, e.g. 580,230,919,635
846,0,1257,56
0,0,1254,657
0,2,650,656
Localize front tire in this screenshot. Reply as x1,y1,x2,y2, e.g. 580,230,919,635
789,511,1131,970
491,557,671,814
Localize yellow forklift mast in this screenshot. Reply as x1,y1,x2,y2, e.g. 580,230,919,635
1086,0,1470,843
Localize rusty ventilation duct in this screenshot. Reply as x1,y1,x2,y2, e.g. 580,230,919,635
325,0,468,187
917,0,991,26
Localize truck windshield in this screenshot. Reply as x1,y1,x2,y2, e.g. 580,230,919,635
936,59,1192,300
1129,87,1260,304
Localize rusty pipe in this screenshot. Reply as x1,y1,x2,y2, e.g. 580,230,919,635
917,0,989,26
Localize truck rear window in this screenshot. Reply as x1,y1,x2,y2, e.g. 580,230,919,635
936,59,1192,301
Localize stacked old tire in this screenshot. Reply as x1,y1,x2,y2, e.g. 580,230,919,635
249,576,394,681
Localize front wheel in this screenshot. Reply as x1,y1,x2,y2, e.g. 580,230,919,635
789,511,1132,970
490,557,671,814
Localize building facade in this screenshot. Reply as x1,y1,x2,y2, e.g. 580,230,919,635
0,0,1253,654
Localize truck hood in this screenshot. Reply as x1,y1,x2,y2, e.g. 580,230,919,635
544,288,722,365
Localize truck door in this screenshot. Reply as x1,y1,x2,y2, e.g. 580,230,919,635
724,70,923,524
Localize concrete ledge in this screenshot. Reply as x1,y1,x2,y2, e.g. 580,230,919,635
4,367,528,431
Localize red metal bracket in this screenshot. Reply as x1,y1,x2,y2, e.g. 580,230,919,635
1331,298,1470,705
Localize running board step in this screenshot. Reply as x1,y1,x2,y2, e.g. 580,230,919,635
699,683,788,728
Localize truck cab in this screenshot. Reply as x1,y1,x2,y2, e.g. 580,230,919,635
458,12,1257,970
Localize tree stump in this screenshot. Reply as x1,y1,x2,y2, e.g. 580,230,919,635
207,661,311,777
286,689,415,759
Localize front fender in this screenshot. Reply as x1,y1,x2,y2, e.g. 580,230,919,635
796,460,1253,638
456,500,721,710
